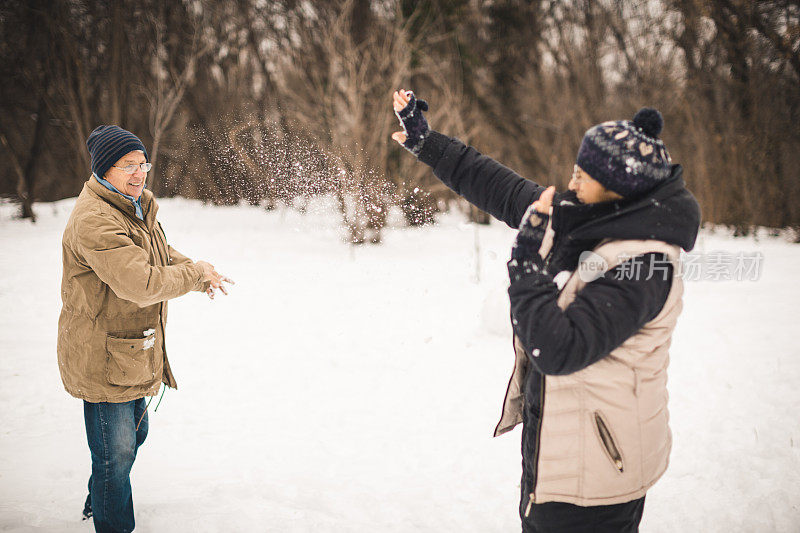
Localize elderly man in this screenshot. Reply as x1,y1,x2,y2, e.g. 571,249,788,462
58,125,231,533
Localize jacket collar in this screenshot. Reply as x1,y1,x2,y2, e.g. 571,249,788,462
86,177,159,230
551,165,701,251
94,174,144,220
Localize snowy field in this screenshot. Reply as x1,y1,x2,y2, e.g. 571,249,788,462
0,196,798,532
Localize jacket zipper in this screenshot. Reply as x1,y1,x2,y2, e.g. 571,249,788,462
523,208,559,518
144,218,171,386
524,373,546,518
523,206,560,517
543,233,559,272
594,412,624,473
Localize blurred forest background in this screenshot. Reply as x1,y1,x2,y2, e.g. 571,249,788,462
1,0,798,242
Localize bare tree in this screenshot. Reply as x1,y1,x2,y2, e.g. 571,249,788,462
1,0,798,234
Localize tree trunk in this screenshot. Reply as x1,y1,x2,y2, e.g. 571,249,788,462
109,1,125,125
18,97,49,221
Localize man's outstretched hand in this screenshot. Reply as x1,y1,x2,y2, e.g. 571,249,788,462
196,260,235,300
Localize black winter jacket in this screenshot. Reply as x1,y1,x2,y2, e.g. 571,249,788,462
416,128,700,407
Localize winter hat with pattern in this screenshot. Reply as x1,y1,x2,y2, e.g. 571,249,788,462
86,125,148,180
575,108,671,198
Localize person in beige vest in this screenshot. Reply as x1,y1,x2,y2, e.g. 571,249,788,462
392,90,700,532
59,125,232,532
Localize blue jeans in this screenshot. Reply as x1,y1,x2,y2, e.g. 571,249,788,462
84,398,148,533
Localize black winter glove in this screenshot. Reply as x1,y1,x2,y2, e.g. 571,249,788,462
508,202,550,282
395,92,430,156
512,202,550,260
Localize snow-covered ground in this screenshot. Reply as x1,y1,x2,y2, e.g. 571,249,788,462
0,197,798,532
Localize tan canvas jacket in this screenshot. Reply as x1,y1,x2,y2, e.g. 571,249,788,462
496,237,683,507
57,178,206,403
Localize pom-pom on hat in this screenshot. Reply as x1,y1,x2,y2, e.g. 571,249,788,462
86,125,148,180
575,107,672,198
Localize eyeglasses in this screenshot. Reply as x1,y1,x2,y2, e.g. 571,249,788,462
571,165,588,184
112,162,152,174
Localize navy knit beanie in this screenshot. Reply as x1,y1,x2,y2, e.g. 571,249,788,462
575,108,672,198
86,125,148,179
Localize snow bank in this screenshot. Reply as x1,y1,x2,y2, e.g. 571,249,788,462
0,198,797,532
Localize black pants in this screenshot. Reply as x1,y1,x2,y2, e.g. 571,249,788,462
521,496,646,533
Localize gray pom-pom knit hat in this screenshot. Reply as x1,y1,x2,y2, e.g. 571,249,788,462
575,108,672,198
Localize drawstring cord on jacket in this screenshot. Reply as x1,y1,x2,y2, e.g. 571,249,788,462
135,386,167,431
154,385,166,412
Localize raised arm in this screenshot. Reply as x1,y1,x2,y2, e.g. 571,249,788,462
506,197,673,375
392,89,545,228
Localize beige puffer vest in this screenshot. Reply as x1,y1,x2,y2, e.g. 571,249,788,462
495,237,683,507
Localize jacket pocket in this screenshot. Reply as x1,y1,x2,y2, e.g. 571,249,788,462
105,332,157,386
592,411,625,473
